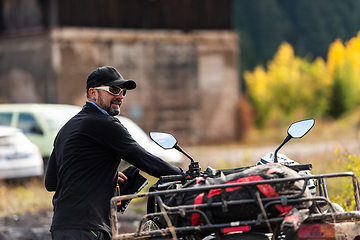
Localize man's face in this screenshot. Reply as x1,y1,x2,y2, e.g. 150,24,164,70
95,85,125,116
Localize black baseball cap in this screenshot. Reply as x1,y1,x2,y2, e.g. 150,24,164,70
86,66,136,90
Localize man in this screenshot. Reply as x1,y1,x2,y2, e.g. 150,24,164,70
45,66,182,240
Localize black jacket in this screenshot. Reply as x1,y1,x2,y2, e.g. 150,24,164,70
45,102,181,236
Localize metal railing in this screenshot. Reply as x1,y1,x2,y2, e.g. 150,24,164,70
110,172,360,240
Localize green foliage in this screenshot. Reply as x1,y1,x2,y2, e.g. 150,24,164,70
233,0,289,72
327,69,352,118
326,35,360,119
233,0,360,72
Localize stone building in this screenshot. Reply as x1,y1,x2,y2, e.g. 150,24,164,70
0,0,241,144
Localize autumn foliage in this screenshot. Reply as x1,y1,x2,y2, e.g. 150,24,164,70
244,31,360,127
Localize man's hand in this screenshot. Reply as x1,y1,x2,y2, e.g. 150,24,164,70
118,171,128,182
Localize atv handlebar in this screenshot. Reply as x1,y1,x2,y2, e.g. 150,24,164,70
286,163,312,171
159,163,312,184
159,174,185,183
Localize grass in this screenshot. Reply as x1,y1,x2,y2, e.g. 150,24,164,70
0,178,53,217
2,109,360,217
241,109,360,146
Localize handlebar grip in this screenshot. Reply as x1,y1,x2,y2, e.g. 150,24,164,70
287,163,312,171
159,175,184,183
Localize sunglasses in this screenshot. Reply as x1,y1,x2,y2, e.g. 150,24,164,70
93,86,127,96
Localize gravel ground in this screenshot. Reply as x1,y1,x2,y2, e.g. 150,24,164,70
0,204,145,240
0,211,52,240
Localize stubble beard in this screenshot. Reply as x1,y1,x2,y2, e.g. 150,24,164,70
97,92,120,116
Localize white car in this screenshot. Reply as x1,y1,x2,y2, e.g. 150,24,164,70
0,126,43,179
116,116,184,165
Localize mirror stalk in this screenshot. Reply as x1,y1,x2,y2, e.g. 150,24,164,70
274,135,292,162
174,144,194,163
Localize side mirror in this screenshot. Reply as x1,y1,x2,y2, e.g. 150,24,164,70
274,119,315,162
150,132,195,163
287,119,315,138
149,132,177,149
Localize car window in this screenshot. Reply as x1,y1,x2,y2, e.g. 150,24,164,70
0,113,12,126
0,135,17,146
0,131,34,149
18,113,43,135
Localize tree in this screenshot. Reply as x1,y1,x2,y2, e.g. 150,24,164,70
233,0,360,73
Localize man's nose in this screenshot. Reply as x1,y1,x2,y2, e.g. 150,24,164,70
116,93,124,99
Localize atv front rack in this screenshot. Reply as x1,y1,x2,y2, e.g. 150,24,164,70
110,172,360,240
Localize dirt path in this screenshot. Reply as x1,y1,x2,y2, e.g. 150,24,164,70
0,211,52,240
0,204,144,240
184,138,360,168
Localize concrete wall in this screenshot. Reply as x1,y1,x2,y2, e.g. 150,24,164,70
0,31,56,103
0,28,240,144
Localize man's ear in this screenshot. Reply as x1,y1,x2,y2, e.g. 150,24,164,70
89,88,97,100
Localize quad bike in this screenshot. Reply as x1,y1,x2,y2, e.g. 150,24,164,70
110,119,360,239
